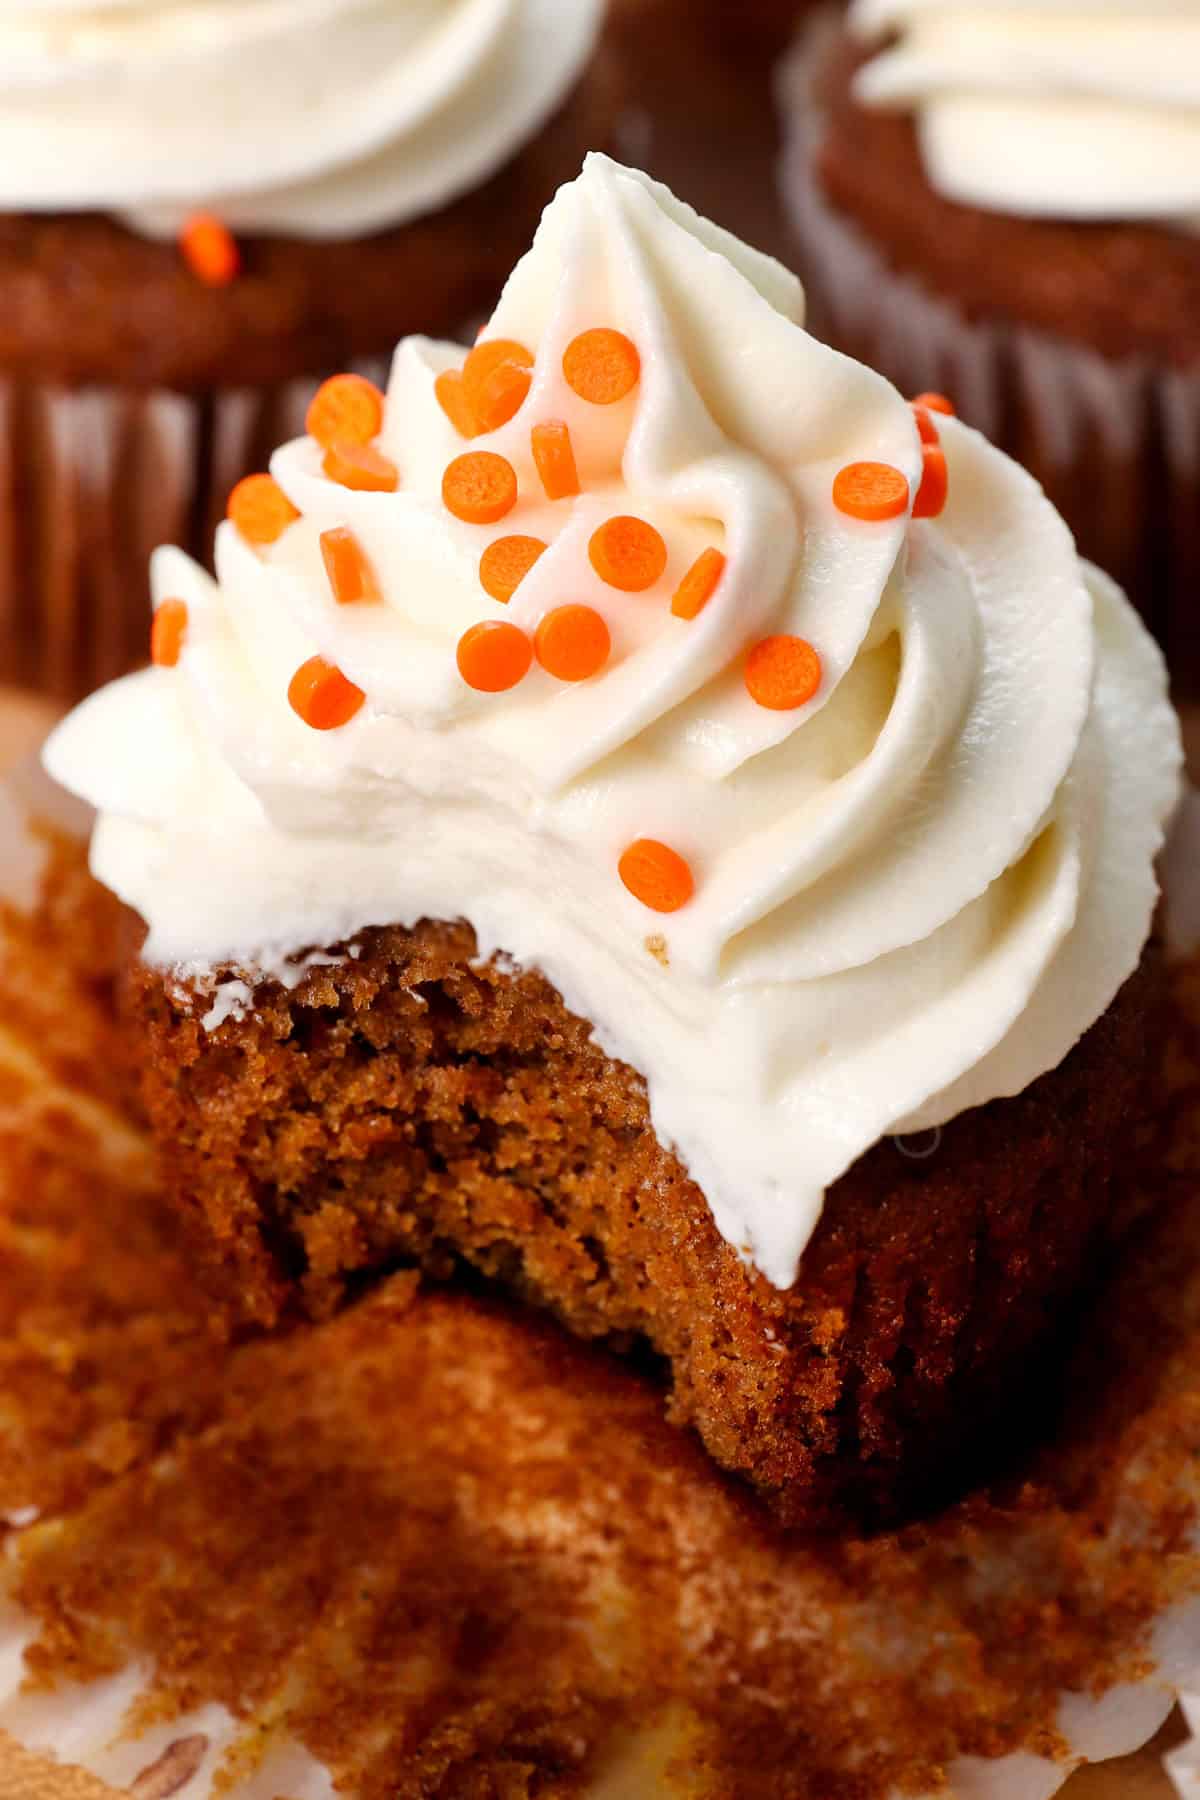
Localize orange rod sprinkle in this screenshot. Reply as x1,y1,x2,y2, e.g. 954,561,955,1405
150,598,188,668
832,461,910,523
618,839,695,915
435,370,480,440
531,420,580,500
180,213,239,287
227,473,300,546
320,527,381,606
912,404,939,447
480,535,547,604
307,374,385,450
288,656,365,731
463,339,534,419
535,604,611,682
589,515,668,593
913,391,955,417
323,441,399,494
745,635,822,711
913,445,949,520
563,329,641,406
456,619,533,693
442,452,519,525
671,548,726,621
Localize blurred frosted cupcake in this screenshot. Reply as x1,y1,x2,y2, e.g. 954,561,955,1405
779,2,1200,688
0,0,609,702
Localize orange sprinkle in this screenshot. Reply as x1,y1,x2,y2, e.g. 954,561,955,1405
456,620,533,693
589,515,668,593
480,535,547,604
307,374,384,450
227,473,300,546
563,329,641,406
435,370,480,440
288,656,365,731
832,461,910,523
531,420,580,500
745,635,822,711
150,598,188,668
323,441,399,494
913,391,955,418
320,527,380,606
463,339,533,415
535,604,611,682
180,213,239,287
618,839,695,915
912,404,940,447
671,548,726,621
913,444,949,520
472,360,533,435
442,452,518,525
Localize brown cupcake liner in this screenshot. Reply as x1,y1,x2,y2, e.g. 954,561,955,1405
0,360,389,706
778,20,1200,692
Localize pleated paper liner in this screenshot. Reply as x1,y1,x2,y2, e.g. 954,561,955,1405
1,747,1200,1799
777,14,1200,694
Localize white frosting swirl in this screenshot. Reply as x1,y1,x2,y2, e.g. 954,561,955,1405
44,157,1183,1288
0,0,602,237
850,0,1200,225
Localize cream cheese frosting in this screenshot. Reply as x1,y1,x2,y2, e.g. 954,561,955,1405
850,0,1200,225
0,0,602,238
44,156,1183,1289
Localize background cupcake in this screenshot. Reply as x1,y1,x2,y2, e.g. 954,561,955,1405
779,2,1200,689
0,0,609,702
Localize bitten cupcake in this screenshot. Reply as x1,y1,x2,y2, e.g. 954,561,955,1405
779,2,1200,688
0,0,609,703
45,156,1182,1529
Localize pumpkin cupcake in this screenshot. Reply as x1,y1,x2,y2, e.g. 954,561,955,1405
0,0,610,702
779,3,1200,687
45,156,1182,1528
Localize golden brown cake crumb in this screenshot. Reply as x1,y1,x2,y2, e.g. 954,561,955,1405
128,916,1159,1529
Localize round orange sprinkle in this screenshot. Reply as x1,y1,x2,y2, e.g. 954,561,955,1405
442,452,519,525
464,338,532,412
913,391,955,418
672,548,726,621
913,444,949,520
456,620,533,693
323,441,399,494
435,369,480,440
480,535,547,604
832,461,910,523
531,420,580,500
618,839,695,914
912,404,939,447
320,527,380,606
307,374,384,450
474,359,533,434
745,635,823,711
563,329,641,406
150,598,188,668
535,604,611,683
288,656,366,731
180,213,239,287
227,473,300,546
589,515,668,593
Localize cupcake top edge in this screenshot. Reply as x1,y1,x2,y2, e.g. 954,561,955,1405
849,0,1200,226
43,154,1184,1287
0,0,604,239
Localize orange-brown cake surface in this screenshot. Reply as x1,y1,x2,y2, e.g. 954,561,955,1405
128,919,1159,1530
